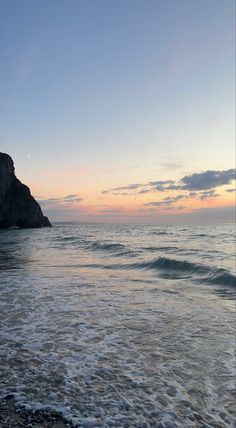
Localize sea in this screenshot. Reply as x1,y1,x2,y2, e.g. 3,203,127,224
0,222,235,427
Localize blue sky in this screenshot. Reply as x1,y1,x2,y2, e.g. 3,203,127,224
0,0,235,222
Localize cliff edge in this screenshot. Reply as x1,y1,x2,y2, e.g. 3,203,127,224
0,153,51,228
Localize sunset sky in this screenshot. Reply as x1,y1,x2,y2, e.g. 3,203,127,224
1,0,235,223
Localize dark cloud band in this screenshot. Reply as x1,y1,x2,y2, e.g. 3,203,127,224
102,168,236,196
181,169,236,191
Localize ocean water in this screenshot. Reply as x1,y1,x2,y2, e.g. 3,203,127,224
0,222,235,427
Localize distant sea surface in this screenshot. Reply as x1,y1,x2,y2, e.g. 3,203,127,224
0,223,235,427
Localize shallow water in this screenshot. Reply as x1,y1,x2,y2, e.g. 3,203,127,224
0,223,235,427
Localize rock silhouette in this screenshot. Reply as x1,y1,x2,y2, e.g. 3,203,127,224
0,153,51,228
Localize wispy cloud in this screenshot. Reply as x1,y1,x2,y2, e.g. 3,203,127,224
144,189,220,208
147,180,178,192
102,183,141,194
199,190,220,200
64,194,79,199
38,195,84,206
159,205,186,211
144,195,185,207
147,180,175,186
102,168,236,197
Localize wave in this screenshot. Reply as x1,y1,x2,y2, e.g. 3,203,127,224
203,271,236,288
135,257,236,287
87,242,126,252
52,231,235,288
143,246,201,254
137,257,236,286
131,257,210,275
143,246,179,252
152,231,170,235
54,236,127,253
84,256,235,288
55,236,79,242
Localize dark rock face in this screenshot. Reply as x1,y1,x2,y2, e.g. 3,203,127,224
0,153,51,228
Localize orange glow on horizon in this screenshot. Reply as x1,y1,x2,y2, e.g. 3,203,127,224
28,172,235,221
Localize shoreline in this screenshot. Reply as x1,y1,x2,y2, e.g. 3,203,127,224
0,397,72,428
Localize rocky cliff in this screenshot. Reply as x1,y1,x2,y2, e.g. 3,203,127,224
0,153,51,228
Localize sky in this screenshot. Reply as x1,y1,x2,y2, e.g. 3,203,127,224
0,0,235,223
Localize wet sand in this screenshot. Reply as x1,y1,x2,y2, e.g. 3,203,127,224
0,397,71,428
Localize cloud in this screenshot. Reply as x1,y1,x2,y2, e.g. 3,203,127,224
159,205,186,211
226,188,236,193
148,180,175,186
38,195,83,205
149,181,179,192
103,180,176,195
181,169,236,191
102,168,236,196
144,195,185,207
138,181,176,193
166,184,183,191
144,180,179,193
188,191,198,197
113,192,129,196
64,194,79,199
138,189,152,194
144,188,221,207
102,183,141,195
199,190,220,200
63,197,84,203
